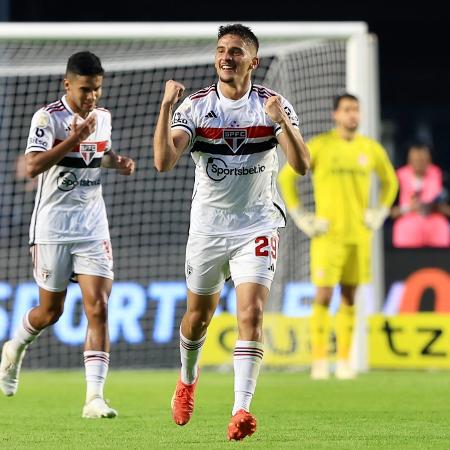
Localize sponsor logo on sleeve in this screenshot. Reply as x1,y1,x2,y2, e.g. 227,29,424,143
28,136,49,148
283,106,298,124
36,112,50,128
172,112,188,125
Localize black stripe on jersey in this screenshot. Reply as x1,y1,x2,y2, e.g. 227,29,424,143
189,85,213,97
45,100,63,111
189,84,217,100
191,139,277,156
171,123,193,136
27,145,47,151
274,123,299,134
59,97,71,113
252,85,276,97
57,157,102,168
248,83,254,98
273,201,287,226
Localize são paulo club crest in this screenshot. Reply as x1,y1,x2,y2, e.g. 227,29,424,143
223,129,247,153
80,143,97,165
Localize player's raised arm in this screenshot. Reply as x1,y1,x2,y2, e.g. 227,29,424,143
265,96,310,175
26,113,96,178
153,80,191,172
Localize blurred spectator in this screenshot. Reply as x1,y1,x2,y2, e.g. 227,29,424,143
390,143,450,247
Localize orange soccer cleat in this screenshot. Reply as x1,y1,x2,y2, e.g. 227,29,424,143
227,409,257,441
171,374,199,426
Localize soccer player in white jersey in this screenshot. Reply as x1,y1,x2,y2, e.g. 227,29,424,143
0,51,135,418
153,24,310,441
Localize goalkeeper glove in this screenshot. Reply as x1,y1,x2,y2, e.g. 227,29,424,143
288,208,329,238
364,206,390,231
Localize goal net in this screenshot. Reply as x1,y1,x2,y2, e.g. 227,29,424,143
0,22,377,369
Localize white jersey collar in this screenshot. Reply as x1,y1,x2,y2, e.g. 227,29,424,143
217,82,252,109
60,95,75,115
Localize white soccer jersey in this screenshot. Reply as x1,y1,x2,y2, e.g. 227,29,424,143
171,82,300,236
26,95,112,244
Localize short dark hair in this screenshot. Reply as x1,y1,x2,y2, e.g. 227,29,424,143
409,142,431,152
218,24,259,52
66,51,104,77
333,93,359,110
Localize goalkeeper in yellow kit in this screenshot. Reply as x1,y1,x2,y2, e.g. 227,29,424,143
278,93,398,379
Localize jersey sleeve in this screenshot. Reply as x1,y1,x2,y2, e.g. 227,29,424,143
25,109,55,154
372,141,399,208
274,97,300,136
171,97,196,147
104,111,113,153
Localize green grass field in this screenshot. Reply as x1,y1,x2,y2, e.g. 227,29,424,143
0,370,449,449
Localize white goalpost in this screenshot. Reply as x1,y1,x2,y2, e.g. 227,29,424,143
0,22,380,370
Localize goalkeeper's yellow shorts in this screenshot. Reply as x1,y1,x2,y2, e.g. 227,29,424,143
310,236,371,286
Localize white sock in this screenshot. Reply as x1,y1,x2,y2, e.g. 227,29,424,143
232,340,264,415
180,329,206,385
9,310,41,355
84,351,109,402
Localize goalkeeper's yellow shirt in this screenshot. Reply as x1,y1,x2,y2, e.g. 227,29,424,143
278,129,398,243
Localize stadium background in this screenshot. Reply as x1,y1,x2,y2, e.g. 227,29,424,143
0,3,449,371
4,0,450,173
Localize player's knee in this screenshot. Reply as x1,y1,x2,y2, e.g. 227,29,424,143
238,304,264,330
85,295,109,323
341,286,356,305
315,287,333,305
186,310,212,334
41,304,64,326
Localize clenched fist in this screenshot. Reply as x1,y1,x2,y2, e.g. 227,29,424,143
162,80,185,107
264,96,287,124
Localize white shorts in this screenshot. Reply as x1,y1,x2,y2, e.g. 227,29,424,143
31,240,114,292
185,229,279,295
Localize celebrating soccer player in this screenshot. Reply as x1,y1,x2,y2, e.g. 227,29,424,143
0,51,135,418
278,93,398,380
153,24,310,441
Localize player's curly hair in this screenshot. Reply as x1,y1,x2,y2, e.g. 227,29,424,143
66,51,104,77
218,24,259,52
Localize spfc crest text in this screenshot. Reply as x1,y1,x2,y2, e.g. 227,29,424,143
223,129,247,153
80,143,97,165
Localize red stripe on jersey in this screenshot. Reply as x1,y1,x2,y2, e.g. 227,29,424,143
196,126,274,140
47,107,66,114
253,85,276,96
45,101,62,110
54,139,109,152
190,86,216,100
